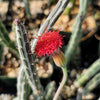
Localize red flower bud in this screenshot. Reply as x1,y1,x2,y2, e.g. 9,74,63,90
35,30,64,57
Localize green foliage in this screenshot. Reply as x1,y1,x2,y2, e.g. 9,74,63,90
45,81,56,100
23,0,31,18
0,44,3,64
75,59,100,86
83,72,100,94
15,20,44,100
0,20,10,46
64,0,76,15
14,0,99,100
0,20,18,57
17,66,31,100
0,76,16,86
64,0,90,65
49,0,58,5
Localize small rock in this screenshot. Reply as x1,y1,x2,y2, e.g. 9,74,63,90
44,9,49,15
82,93,95,100
0,94,14,100
70,69,77,78
6,53,12,59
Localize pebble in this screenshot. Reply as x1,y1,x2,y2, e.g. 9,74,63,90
0,94,14,100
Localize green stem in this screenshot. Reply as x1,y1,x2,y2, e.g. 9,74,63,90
83,72,100,94
0,20,18,58
64,0,76,15
17,66,31,100
23,0,31,18
53,66,67,100
31,0,69,53
15,20,42,100
45,81,56,100
74,59,100,87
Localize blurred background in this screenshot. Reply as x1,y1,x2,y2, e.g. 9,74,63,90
0,0,100,100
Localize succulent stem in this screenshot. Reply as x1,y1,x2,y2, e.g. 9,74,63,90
65,0,90,65
74,59,100,87
64,0,76,15
45,81,56,100
31,0,70,53
23,0,31,18
0,20,18,58
17,66,31,100
83,72,100,94
15,19,44,100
